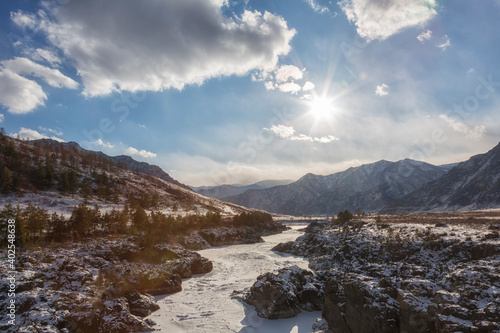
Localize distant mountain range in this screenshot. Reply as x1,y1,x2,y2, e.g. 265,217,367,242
192,179,294,200
217,141,500,215
223,159,448,216
383,142,500,212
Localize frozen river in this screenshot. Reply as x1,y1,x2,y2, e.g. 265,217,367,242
146,224,322,333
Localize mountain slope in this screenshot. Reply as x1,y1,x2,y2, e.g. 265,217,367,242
384,142,500,212
225,159,446,216
0,135,248,217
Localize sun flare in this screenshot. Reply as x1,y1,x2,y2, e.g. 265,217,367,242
309,96,334,119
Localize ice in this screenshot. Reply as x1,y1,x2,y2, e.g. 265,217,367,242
146,224,313,333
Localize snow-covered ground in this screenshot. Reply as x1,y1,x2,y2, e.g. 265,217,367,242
146,224,322,333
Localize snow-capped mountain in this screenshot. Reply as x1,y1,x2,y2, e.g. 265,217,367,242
225,159,447,216
192,179,294,200
384,141,500,212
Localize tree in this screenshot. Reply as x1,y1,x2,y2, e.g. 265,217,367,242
69,204,93,238
132,207,149,234
80,177,93,199
1,166,13,193
335,210,354,225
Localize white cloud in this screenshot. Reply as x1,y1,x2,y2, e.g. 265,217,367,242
436,35,451,50
125,147,157,158
302,81,315,91
305,0,330,14
466,68,475,74
290,134,339,143
9,127,65,142
375,83,389,96
38,126,63,136
269,124,296,138
264,81,276,90
10,11,37,30
417,29,432,43
90,139,115,149
267,124,338,143
0,114,4,123
338,0,437,41
15,0,295,97
277,82,302,94
23,48,62,66
439,115,486,139
275,65,304,82
0,57,78,114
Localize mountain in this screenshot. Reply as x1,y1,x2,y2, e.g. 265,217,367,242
192,179,294,200
225,159,447,216
383,142,500,212
0,135,247,217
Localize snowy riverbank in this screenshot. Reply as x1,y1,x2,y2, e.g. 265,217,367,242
146,224,322,333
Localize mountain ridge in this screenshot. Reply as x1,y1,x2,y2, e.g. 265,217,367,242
383,141,500,212
224,159,448,216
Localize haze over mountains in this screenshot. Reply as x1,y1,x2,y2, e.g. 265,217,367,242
192,179,294,200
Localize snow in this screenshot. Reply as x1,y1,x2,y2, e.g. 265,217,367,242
146,224,321,333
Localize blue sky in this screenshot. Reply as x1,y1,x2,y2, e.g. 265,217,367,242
1,0,500,186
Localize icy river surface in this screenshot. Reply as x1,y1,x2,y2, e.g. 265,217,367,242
146,224,322,333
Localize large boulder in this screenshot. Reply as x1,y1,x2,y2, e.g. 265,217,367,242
244,266,323,319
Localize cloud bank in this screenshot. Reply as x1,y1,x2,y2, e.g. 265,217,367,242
12,0,296,97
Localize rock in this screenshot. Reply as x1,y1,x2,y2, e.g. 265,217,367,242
190,256,213,275
141,274,182,296
271,241,295,253
123,290,160,317
244,266,324,319
435,222,448,228
323,276,400,333
483,231,499,240
244,272,301,319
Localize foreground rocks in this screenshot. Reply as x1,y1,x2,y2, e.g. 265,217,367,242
0,220,287,333
245,218,500,332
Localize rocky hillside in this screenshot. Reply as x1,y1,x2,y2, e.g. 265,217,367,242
225,159,446,216
384,142,500,212
244,212,500,332
0,134,248,217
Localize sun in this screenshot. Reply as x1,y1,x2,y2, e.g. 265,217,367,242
308,96,334,119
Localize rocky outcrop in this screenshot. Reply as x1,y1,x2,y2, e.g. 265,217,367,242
0,237,214,333
180,223,287,249
244,266,325,319
264,216,500,332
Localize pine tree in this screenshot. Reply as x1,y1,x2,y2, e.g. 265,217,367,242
1,166,13,193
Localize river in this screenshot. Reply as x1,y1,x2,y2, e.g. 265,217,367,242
146,224,322,333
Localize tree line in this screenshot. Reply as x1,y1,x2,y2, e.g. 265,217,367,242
0,203,273,248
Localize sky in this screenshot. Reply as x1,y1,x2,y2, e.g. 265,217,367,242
1,0,500,186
